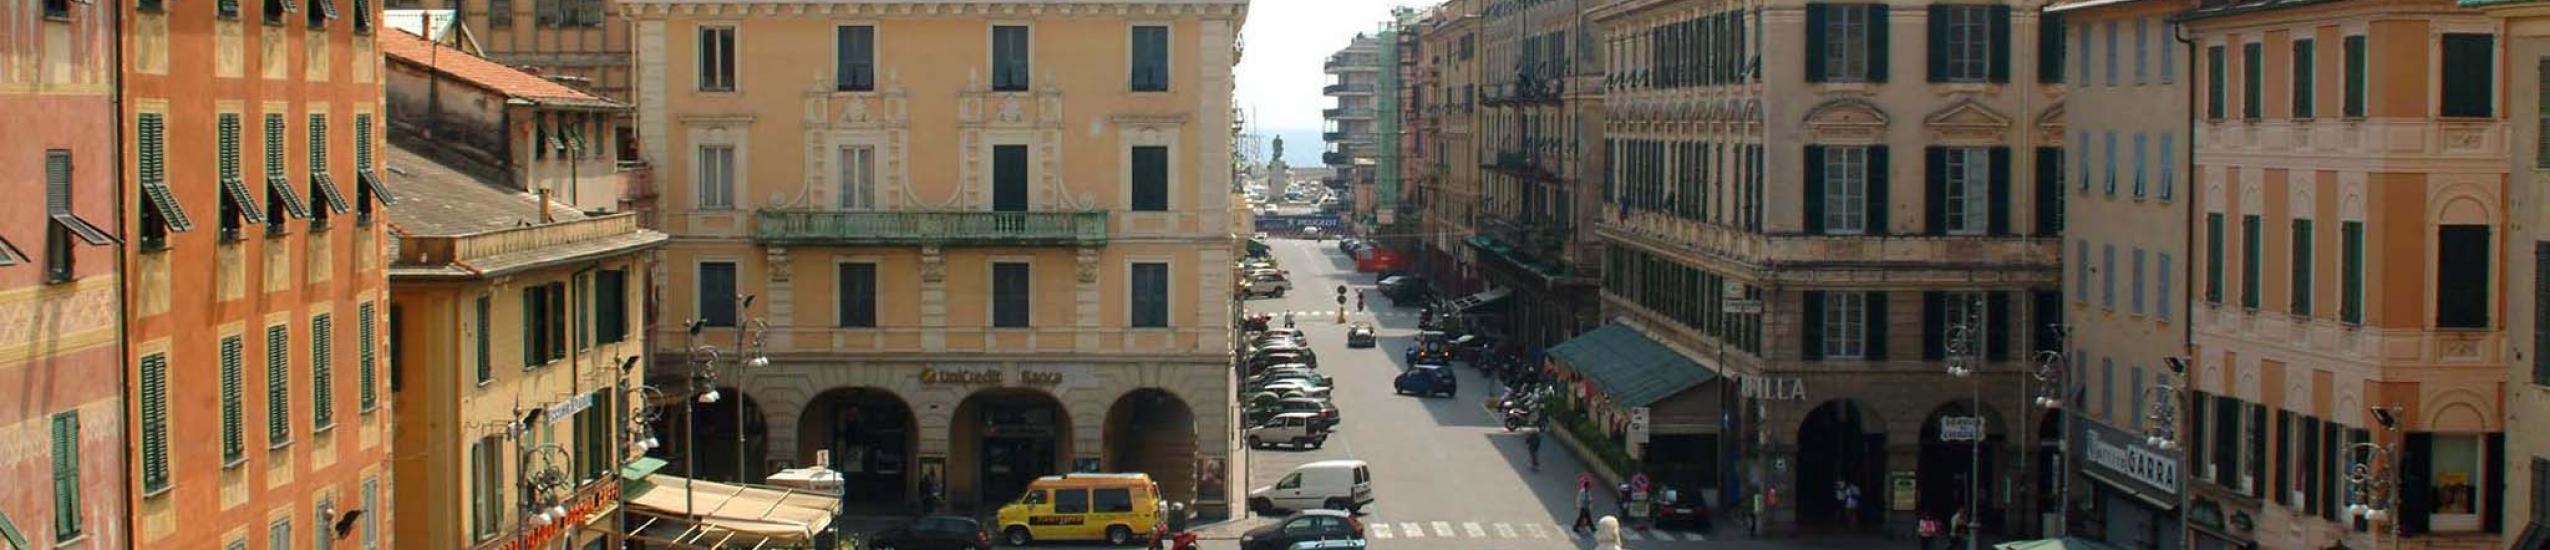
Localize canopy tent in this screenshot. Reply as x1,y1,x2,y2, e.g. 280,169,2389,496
1993,537,2133,550
613,458,842,549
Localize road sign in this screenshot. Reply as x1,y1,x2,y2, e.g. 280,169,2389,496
1722,280,1746,300
1628,407,1651,447
1723,299,1763,314
1939,416,1985,442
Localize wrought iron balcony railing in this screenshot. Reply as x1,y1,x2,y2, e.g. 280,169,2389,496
752,209,1109,247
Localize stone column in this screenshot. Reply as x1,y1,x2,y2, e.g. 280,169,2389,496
1076,247,1101,351
762,246,794,349
921,246,947,352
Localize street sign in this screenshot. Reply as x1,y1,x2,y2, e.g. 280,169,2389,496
1627,407,1651,447
1740,376,1807,400
1723,299,1763,314
1939,416,1985,442
1721,280,1746,300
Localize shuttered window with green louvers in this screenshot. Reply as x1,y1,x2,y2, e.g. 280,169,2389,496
51,411,80,541
140,353,170,494
137,113,194,250
267,325,292,445
353,114,395,219
222,335,247,464
359,302,377,412
312,314,334,430
219,0,238,18
219,113,266,240
308,114,351,224
267,114,310,234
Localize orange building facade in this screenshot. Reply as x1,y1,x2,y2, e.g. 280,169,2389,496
0,0,128,545
2184,0,2513,548
121,0,397,546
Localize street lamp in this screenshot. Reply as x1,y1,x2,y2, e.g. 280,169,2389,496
678,294,770,522
1942,293,1986,550
2346,405,2404,550
2028,324,2070,537
518,443,576,534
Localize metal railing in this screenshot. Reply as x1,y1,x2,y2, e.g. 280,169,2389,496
752,210,1110,247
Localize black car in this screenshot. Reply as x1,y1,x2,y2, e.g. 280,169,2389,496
868,516,991,550
1239,510,1365,550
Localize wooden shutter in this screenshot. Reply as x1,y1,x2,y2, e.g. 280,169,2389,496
1985,291,2009,358
1805,4,1828,82
522,287,541,367
2441,34,2496,118
2274,410,2293,505
549,283,567,360
2292,220,2313,316
1801,291,1825,360
2342,221,2364,323
140,353,170,491
2343,36,2366,117
2206,213,2225,304
1865,5,1890,82
1924,147,1947,235
1922,291,1946,360
267,326,290,443
2402,433,2433,534
2037,12,2063,83
1987,147,2010,235
313,315,333,429
2438,225,2492,328
2485,432,2505,532
1864,292,1889,360
2301,416,2322,514
2293,39,2316,118
1987,4,2011,83
222,336,245,461
1868,146,1892,233
359,302,376,412
2208,46,2227,119
473,297,491,383
1926,5,1950,82
2242,215,2262,309
2035,147,2062,235
2243,43,2263,119
2538,242,2549,384
1804,145,1826,233
51,412,78,537
1132,146,1169,211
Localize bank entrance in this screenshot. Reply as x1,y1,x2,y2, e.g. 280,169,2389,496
954,388,1070,510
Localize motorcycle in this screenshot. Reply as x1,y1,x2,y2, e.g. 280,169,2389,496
1148,530,1199,550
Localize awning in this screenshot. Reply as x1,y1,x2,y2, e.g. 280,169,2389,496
1995,537,2132,550
1444,287,1511,315
2514,521,2548,550
0,509,29,550
619,473,841,547
2081,468,2178,511
1546,324,1716,408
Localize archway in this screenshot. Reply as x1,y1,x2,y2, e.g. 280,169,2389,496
953,388,1072,511
689,386,770,484
1104,389,1198,504
1918,400,2005,534
1795,399,1887,532
799,387,918,513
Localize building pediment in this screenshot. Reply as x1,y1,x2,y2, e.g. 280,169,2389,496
1923,99,2009,143
1803,98,1888,143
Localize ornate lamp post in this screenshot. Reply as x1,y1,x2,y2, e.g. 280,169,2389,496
678,293,770,522
2029,324,2070,537
2345,405,2404,550
519,443,577,535
1943,293,1985,550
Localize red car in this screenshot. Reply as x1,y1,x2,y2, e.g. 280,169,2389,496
1244,313,1272,332
1651,488,1712,531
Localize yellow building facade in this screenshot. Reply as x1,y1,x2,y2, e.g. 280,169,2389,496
628,0,1249,517
2462,0,2550,546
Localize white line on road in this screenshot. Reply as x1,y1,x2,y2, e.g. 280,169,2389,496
1621,528,1644,541
1368,523,1393,539
1430,521,1454,538
1524,523,1548,539
1400,523,1425,538
1462,522,1486,538
1494,523,1518,538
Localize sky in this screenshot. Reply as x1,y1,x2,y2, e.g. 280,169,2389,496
1235,0,1433,168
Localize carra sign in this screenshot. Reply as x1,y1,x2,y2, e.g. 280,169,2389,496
919,368,1066,387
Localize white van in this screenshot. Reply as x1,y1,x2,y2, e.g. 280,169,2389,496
1248,460,1374,515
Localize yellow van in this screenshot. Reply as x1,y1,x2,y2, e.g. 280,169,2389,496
993,473,1167,546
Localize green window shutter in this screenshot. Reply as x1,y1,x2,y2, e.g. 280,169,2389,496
2343,36,2366,117
523,287,541,368
1800,291,1825,360
2293,39,2315,118
140,353,170,493
267,325,291,444
222,335,246,462
313,314,333,430
219,114,242,181
2242,42,2263,119
2038,12,2063,84
51,411,81,540
475,296,492,383
2208,46,2227,119
2440,33,2496,118
2292,219,2313,316
1803,145,1825,233
575,275,590,351
2206,213,2225,304
1131,146,1169,211
549,283,567,360
2242,215,2262,309
1804,4,1827,83
359,302,376,412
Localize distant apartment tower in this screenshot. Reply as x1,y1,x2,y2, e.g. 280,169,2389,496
1325,32,1385,195
121,0,398,545
0,0,125,544
1412,0,1485,295
1462,0,1604,355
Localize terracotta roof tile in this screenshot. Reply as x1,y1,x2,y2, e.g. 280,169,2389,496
380,30,618,108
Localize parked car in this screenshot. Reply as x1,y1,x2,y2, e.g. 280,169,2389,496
1239,511,1366,550
1392,364,1457,398
1403,331,1453,364
1249,352,1317,375
1247,461,1375,515
1259,327,1308,345
1248,397,1338,428
867,516,992,550
1451,334,1502,363
1288,540,1369,550
1345,323,1375,348
1256,379,1332,399
993,473,1168,546
1248,370,1331,390
1246,412,1330,450
1243,271,1293,298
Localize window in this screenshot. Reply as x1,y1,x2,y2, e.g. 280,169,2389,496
217,114,262,241
2075,23,2091,87
596,269,629,344
485,0,509,28
2442,34,2497,118
140,352,170,493
2105,21,2119,85
42,151,108,284
993,144,1029,212
2344,35,2367,117
265,114,307,236
837,145,874,210
836,26,874,92
350,0,368,31
2341,221,2364,324
1131,145,1170,211
313,497,333,550
2206,212,2225,304
2132,132,2147,197
837,263,876,328
700,262,738,327
312,314,334,430
2159,253,2175,320
354,114,391,221
1942,147,1989,235
1131,25,1169,91
1053,489,1089,514
1095,488,1135,513
269,517,292,550
696,145,735,209
2103,243,2116,309
1816,146,1869,234
2294,39,2317,118
993,25,1032,91
308,114,350,228
221,335,246,463
2292,219,2314,316
2242,215,2262,309
993,262,1031,327
267,325,292,445
2428,434,2483,520
2135,18,2149,83
358,303,377,412
1809,4,1883,82
698,26,736,92
2130,365,2145,430
2037,147,2063,234
520,283,566,367
1131,262,1170,328
2162,22,2178,82
2039,13,2064,84
2438,225,2492,328
360,479,380,550
50,411,80,541
2077,240,2091,302
2132,247,2146,314
2158,133,2176,200
1930,4,2000,83
2539,242,2550,385
2205,45,2230,120
2100,358,2116,420
1822,292,1868,359
306,0,332,30
137,113,193,250
2104,131,2117,195
473,296,492,383
2241,42,2264,119
470,435,503,540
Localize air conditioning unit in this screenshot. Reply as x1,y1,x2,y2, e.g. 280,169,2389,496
2239,475,2256,493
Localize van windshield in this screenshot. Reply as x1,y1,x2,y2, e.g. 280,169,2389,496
1015,490,1047,505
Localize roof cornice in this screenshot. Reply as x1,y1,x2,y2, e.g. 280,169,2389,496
619,0,1249,19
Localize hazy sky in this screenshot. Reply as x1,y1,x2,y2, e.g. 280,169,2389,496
1235,0,1433,167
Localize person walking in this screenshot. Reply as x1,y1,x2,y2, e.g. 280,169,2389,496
1594,516,1627,550
1524,429,1543,470
1947,506,1969,550
1918,514,1942,550
1574,480,1598,533
918,471,942,516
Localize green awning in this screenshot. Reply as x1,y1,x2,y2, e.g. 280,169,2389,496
0,508,29,550
621,456,669,481
1546,324,1715,408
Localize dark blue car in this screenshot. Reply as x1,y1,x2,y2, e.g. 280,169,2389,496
1393,364,1456,397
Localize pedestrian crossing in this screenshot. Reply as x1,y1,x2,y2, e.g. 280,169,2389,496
1359,520,1711,542
1254,309,1421,319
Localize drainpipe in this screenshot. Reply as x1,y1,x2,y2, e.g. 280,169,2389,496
2170,17,2199,550
112,0,132,543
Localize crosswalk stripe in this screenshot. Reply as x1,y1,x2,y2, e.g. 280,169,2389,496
1431,521,1454,538
1621,528,1644,541
1644,530,1672,541
1462,522,1486,538
1369,523,1393,539
1494,523,1518,538
1400,523,1425,538
1524,523,1548,539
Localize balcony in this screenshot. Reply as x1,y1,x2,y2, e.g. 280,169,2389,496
1324,108,1375,119
752,210,1109,247
1323,152,1354,165
1323,83,1376,95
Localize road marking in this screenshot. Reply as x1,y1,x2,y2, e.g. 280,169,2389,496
1524,523,1549,539
1368,523,1393,539
1494,523,1518,538
1430,521,1454,538
1400,523,1425,538
1462,522,1486,538
1621,528,1644,541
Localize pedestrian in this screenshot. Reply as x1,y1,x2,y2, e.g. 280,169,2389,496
919,471,942,516
1594,515,1626,550
1524,430,1543,470
1746,488,1763,537
1283,312,1295,328
1918,514,1942,550
1947,506,1969,550
1574,480,1597,533
1838,481,1863,529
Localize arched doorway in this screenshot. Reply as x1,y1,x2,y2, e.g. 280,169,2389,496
1918,400,2004,534
800,388,917,513
1796,399,1887,532
1104,389,1198,504
690,386,770,483
953,388,1071,511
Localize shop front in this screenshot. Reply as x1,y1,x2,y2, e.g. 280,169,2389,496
2074,419,2182,550
1545,324,1728,501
